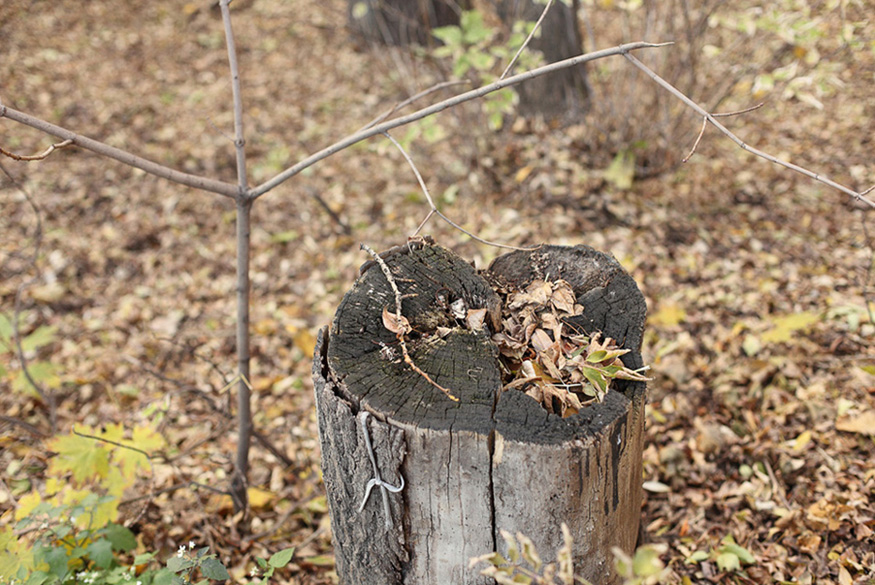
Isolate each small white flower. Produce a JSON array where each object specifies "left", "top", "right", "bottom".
[
  {"left": 177, "top": 545, "right": 186, "bottom": 558},
  {"left": 137, "top": 581, "right": 142, "bottom": 585},
  {"left": 189, "top": 540, "right": 195, "bottom": 550},
  {"left": 250, "top": 567, "right": 260, "bottom": 577}
]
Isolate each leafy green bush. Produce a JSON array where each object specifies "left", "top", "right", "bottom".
[
  {"left": 431, "top": 10, "right": 543, "bottom": 130},
  {"left": 1, "top": 425, "right": 294, "bottom": 585}
]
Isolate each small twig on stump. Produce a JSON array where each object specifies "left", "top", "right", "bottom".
[{"left": 360, "top": 243, "right": 459, "bottom": 401}]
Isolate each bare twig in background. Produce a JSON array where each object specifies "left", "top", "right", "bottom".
[
  {"left": 360, "top": 80, "right": 470, "bottom": 132},
  {"left": 624, "top": 53, "right": 875, "bottom": 209},
  {"left": 500, "top": 0, "right": 554, "bottom": 79},
  {"left": 0, "top": 161, "right": 57, "bottom": 433},
  {"left": 0, "top": 138, "right": 72, "bottom": 161},
  {"left": 0, "top": 414, "right": 48, "bottom": 438},
  {"left": 360, "top": 243, "right": 459, "bottom": 402},
  {"left": 684, "top": 103, "right": 765, "bottom": 162},
  {"left": 382, "top": 131, "right": 534, "bottom": 251}
]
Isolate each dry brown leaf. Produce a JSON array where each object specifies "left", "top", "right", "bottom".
[
  {"left": 466, "top": 308, "right": 488, "bottom": 331},
  {"left": 549, "top": 280, "right": 577, "bottom": 314},
  {"left": 382, "top": 306, "right": 410, "bottom": 335},
  {"left": 835, "top": 410, "right": 875, "bottom": 435}
]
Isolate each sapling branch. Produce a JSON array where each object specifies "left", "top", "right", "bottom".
[
  {"left": 0, "top": 138, "right": 72, "bottom": 161},
  {"left": 220, "top": 0, "right": 253, "bottom": 515},
  {"left": 0, "top": 105, "right": 239, "bottom": 198},
  {"left": 382, "top": 131, "right": 534, "bottom": 250},
  {"left": 360, "top": 80, "right": 470, "bottom": 132},
  {"left": 623, "top": 53, "right": 875, "bottom": 209},
  {"left": 250, "top": 42, "right": 671, "bottom": 199}
]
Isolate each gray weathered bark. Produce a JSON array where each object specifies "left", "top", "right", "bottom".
[{"left": 314, "top": 240, "right": 645, "bottom": 585}]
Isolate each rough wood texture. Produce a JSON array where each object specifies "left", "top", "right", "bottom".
[{"left": 314, "top": 241, "right": 646, "bottom": 585}]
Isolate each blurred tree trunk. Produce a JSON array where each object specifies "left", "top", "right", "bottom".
[
  {"left": 496, "top": 0, "right": 590, "bottom": 121},
  {"left": 348, "top": 0, "right": 471, "bottom": 46}
]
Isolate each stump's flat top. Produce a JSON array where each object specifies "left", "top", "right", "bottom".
[{"left": 326, "top": 240, "right": 646, "bottom": 442}]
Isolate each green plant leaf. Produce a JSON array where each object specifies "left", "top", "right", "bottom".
[
  {"left": 715, "top": 551, "right": 740, "bottom": 572},
  {"left": 432, "top": 25, "right": 462, "bottom": 46},
  {"left": 104, "top": 523, "right": 137, "bottom": 552},
  {"left": 22, "top": 325, "right": 57, "bottom": 352},
  {"left": 87, "top": 538, "right": 114, "bottom": 568},
  {"left": 166, "top": 556, "right": 194, "bottom": 573},
  {"left": 42, "top": 545, "right": 69, "bottom": 579},
  {"left": 200, "top": 557, "right": 230, "bottom": 580},
  {"left": 268, "top": 547, "right": 296, "bottom": 568},
  {"left": 604, "top": 150, "right": 636, "bottom": 190}
]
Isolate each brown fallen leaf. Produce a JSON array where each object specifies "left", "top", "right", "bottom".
[
  {"left": 382, "top": 306, "right": 411, "bottom": 335},
  {"left": 835, "top": 410, "right": 875, "bottom": 435}
]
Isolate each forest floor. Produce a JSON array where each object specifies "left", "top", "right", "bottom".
[{"left": 2, "top": 1, "right": 874, "bottom": 584}]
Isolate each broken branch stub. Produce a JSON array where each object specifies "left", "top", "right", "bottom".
[{"left": 314, "top": 239, "right": 647, "bottom": 585}]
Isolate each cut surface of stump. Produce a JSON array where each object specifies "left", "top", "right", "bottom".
[{"left": 314, "top": 239, "right": 646, "bottom": 585}]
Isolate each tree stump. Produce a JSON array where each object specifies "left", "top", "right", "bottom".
[{"left": 314, "top": 240, "right": 646, "bottom": 585}]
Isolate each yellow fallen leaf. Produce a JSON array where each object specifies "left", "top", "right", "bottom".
[
  {"left": 514, "top": 166, "right": 533, "bottom": 183},
  {"left": 836, "top": 411, "right": 875, "bottom": 435},
  {"left": 649, "top": 302, "right": 686, "bottom": 327},
  {"left": 761, "top": 312, "right": 819, "bottom": 343},
  {"left": 247, "top": 487, "right": 274, "bottom": 509},
  {"left": 792, "top": 430, "right": 812, "bottom": 451}
]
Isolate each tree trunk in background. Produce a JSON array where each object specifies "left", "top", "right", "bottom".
[
  {"left": 314, "top": 240, "right": 646, "bottom": 585},
  {"left": 496, "top": 0, "right": 590, "bottom": 121},
  {"left": 348, "top": 0, "right": 471, "bottom": 46}
]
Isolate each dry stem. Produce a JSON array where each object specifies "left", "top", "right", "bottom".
[{"left": 360, "top": 243, "right": 459, "bottom": 402}]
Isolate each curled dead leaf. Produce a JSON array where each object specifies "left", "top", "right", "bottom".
[{"left": 382, "top": 306, "right": 410, "bottom": 335}]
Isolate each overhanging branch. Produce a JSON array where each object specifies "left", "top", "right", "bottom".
[
  {"left": 0, "top": 105, "right": 239, "bottom": 199},
  {"left": 250, "top": 41, "right": 672, "bottom": 199}
]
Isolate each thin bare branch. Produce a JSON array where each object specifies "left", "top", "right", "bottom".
[
  {"left": 623, "top": 53, "right": 875, "bottom": 209},
  {"left": 500, "top": 0, "right": 554, "bottom": 80},
  {"left": 683, "top": 117, "right": 707, "bottom": 163},
  {"left": 711, "top": 102, "right": 765, "bottom": 118},
  {"left": 360, "top": 80, "right": 470, "bottom": 132},
  {"left": 0, "top": 414, "right": 48, "bottom": 438},
  {"left": 382, "top": 132, "right": 536, "bottom": 251},
  {"left": 0, "top": 139, "right": 72, "bottom": 161},
  {"left": 251, "top": 42, "right": 671, "bottom": 199},
  {"left": 220, "top": 0, "right": 248, "bottom": 195},
  {"left": 360, "top": 243, "right": 459, "bottom": 402},
  {"left": 0, "top": 162, "right": 57, "bottom": 432},
  {"left": 0, "top": 105, "right": 239, "bottom": 198}
]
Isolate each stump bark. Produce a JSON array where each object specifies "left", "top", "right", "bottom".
[{"left": 314, "top": 240, "right": 646, "bottom": 585}]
